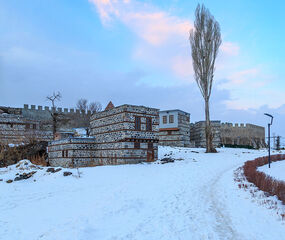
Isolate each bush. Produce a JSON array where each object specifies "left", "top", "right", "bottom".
[
  {"left": 224, "top": 144, "right": 254, "bottom": 149},
  {"left": 243, "top": 154, "right": 285, "bottom": 204},
  {"left": 0, "top": 141, "right": 48, "bottom": 167}
]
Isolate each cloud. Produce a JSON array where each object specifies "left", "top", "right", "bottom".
[
  {"left": 89, "top": 0, "right": 192, "bottom": 45},
  {"left": 220, "top": 42, "right": 239, "bottom": 56},
  {"left": 89, "top": 0, "right": 244, "bottom": 87},
  {"left": 89, "top": 0, "right": 194, "bottom": 83}
]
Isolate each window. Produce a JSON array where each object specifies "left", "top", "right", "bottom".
[
  {"left": 163, "top": 115, "right": 167, "bottom": 124},
  {"left": 146, "top": 117, "right": 152, "bottom": 131},
  {"left": 148, "top": 142, "right": 153, "bottom": 149},
  {"left": 33, "top": 124, "right": 37, "bottom": 130},
  {"left": 62, "top": 150, "right": 68, "bottom": 158},
  {"left": 169, "top": 115, "right": 174, "bottom": 123},
  {"left": 134, "top": 142, "right": 140, "bottom": 149},
  {"left": 135, "top": 116, "right": 141, "bottom": 130},
  {"left": 167, "top": 130, "right": 172, "bottom": 135}
]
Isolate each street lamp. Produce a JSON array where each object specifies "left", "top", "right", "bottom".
[{"left": 264, "top": 113, "right": 273, "bottom": 168}]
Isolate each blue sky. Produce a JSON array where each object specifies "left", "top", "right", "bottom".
[{"left": 0, "top": 0, "right": 285, "bottom": 136}]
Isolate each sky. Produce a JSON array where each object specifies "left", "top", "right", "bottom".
[{"left": 0, "top": 0, "right": 285, "bottom": 137}]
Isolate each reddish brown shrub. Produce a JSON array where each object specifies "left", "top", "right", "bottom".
[{"left": 243, "top": 154, "right": 285, "bottom": 204}]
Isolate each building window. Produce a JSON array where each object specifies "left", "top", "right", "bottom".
[
  {"left": 148, "top": 142, "right": 153, "bottom": 149},
  {"left": 10, "top": 123, "right": 13, "bottom": 128},
  {"left": 62, "top": 150, "right": 68, "bottom": 158},
  {"left": 33, "top": 124, "right": 37, "bottom": 130},
  {"left": 169, "top": 115, "right": 174, "bottom": 123},
  {"left": 163, "top": 115, "right": 167, "bottom": 124},
  {"left": 134, "top": 142, "right": 140, "bottom": 149},
  {"left": 135, "top": 116, "right": 141, "bottom": 130},
  {"left": 146, "top": 117, "right": 152, "bottom": 131},
  {"left": 167, "top": 130, "right": 172, "bottom": 135}
]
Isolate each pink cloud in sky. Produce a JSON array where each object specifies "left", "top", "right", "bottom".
[
  {"left": 89, "top": 0, "right": 192, "bottom": 46},
  {"left": 89, "top": 0, "right": 194, "bottom": 83},
  {"left": 89, "top": 0, "right": 281, "bottom": 110},
  {"left": 220, "top": 42, "right": 239, "bottom": 56},
  {"left": 89, "top": 0, "right": 242, "bottom": 85}
]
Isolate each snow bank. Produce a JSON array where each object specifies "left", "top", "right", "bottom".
[
  {"left": 1, "top": 147, "right": 285, "bottom": 240},
  {"left": 258, "top": 160, "right": 285, "bottom": 182}
]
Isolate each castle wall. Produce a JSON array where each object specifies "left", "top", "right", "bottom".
[
  {"left": 0, "top": 114, "right": 53, "bottom": 144},
  {"left": 190, "top": 121, "right": 266, "bottom": 149},
  {"left": 0, "top": 104, "right": 92, "bottom": 145},
  {"left": 220, "top": 123, "right": 266, "bottom": 148}
]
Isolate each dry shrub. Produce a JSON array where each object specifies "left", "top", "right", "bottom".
[
  {"left": 243, "top": 154, "right": 285, "bottom": 204},
  {"left": 30, "top": 154, "right": 47, "bottom": 166},
  {"left": 0, "top": 141, "right": 48, "bottom": 167}
]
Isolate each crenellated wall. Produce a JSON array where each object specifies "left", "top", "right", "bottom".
[
  {"left": 0, "top": 104, "right": 93, "bottom": 145},
  {"left": 190, "top": 121, "right": 266, "bottom": 149}
]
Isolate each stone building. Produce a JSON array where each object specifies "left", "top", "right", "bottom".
[
  {"left": 190, "top": 121, "right": 266, "bottom": 149},
  {"left": 190, "top": 121, "right": 221, "bottom": 148},
  {"left": 0, "top": 113, "right": 52, "bottom": 144},
  {"left": 48, "top": 103, "right": 159, "bottom": 167},
  {"left": 90, "top": 103, "right": 159, "bottom": 165},
  {"left": 159, "top": 109, "right": 191, "bottom": 147},
  {"left": 48, "top": 138, "right": 97, "bottom": 167}
]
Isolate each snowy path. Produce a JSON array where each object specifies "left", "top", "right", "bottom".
[{"left": 1, "top": 147, "right": 285, "bottom": 240}]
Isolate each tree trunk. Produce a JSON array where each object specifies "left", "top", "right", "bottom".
[
  {"left": 205, "top": 99, "right": 217, "bottom": 153},
  {"left": 52, "top": 114, "right": 57, "bottom": 140}
]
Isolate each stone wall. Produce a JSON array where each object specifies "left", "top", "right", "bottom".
[
  {"left": 0, "top": 113, "right": 53, "bottom": 144},
  {"left": 220, "top": 123, "right": 266, "bottom": 148},
  {"left": 48, "top": 138, "right": 97, "bottom": 168},
  {"left": 0, "top": 104, "right": 92, "bottom": 145},
  {"left": 190, "top": 121, "right": 221, "bottom": 148},
  {"left": 190, "top": 121, "right": 266, "bottom": 149},
  {"left": 48, "top": 104, "right": 160, "bottom": 167},
  {"left": 90, "top": 104, "right": 159, "bottom": 165},
  {"left": 0, "top": 104, "right": 91, "bottom": 131}
]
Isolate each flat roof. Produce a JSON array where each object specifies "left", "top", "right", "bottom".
[{"left": 159, "top": 109, "right": 190, "bottom": 115}]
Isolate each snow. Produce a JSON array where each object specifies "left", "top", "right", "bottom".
[
  {"left": 1, "top": 147, "right": 285, "bottom": 240},
  {"left": 258, "top": 160, "right": 285, "bottom": 181}
]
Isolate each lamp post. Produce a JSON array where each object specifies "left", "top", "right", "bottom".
[{"left": 264, "top": 113, "right": 273, "bottom": 168}]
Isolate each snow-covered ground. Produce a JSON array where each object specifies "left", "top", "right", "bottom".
[
  {"left": 259, "top": 160, "right": 285, "bottom": 181},
  {"left": 1, "top": 147, "right": 285, "bottom": 240}
]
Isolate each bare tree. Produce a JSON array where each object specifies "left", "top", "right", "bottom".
[
  {"left": 89, "top": 101, "right": 102, "bottom": 114},
  {"left": 189, "top": 4, "right": 222, "bottom": 153},
  {"left": 46, "top": 91, "right": 62, "bottom": 139},
  {"left": 76, "top": 98, "right": 88, "bottom": 113}
]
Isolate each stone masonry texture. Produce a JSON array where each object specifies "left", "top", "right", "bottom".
[
  {"left": 48, "top": 104, "right": 159, "bottom": 167},
  {"left": 190, "top": 121, "right": 265, "bottom": 149}
]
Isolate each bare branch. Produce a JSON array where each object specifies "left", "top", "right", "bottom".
[
  {"left": 76, "top": 98, "right": 88, "bottom": 113},
  {"left": 89, "top": 101, "right": 102, "bottom": 114}
]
